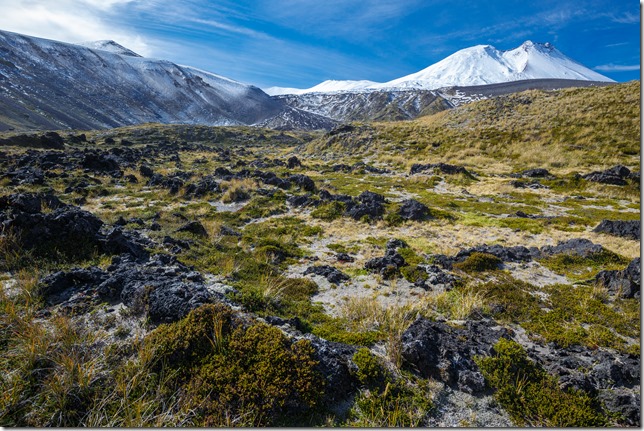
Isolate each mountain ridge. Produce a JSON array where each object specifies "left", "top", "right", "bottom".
[{"left": 0, "top": 29, "right": 333, "bottom": 132}]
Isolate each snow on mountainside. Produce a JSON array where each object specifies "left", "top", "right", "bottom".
[
  {"left": 266, "top": 79, "right": 378, "bottom": 96},
  {"left": 79, "top": 40, "right": 142, "bottom": 57},
  {"left": 267, "top": 41, "right": 614, "bottom": 95},
  {"left": 0, "top": 30, "right": 332, "bottom": 131}
]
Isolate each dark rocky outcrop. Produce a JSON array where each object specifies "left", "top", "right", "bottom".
[
  {"left": 595, "top": 257, "right": 641, "bottom": 299},
  {"left": 540, "top": 238, "right": 605, "bottom": 258},
  {"left": 176, "top": 221, "right": 208, "bottom": 237},
  {"left": 511, "top": 168, "right": 552, "bottom": 178},
  {"left": 0, "top": 192, "right": 151, "bottom": 261},
  {"left": 399, "top": 199, "right": 431, "bottom": 221},
  {"left": 304, "top": 265, "right": 350, "bottom": 284},
  {"left": 401, "top": 318, "right": 511, "bottom": 393},
  {"left": 582, "top": 165, "right": 632, "bottom": 186},
  {"left": 528, "top": 344, "right": 640, "bottom": 425},
  {"left": 410, "top": 163, "right": 472, "bottom": 176},
  {"left": 364, "top": 239, "right": 407, "bottom": 278},
  {"left": 301, "top": 334, "right": 358, "bottom": 408},
  {"left": 592, "top": 219, "right": 640, "bottom": 241},
  {"left": 40, "top": 253, "right": 218, "bottom": 323},
  {"left": 346, "top": 191, "right": 386, "bottom": 221}
]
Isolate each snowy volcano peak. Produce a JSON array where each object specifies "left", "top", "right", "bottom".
[
  {"left": 267, "top": 40, "right": 614, "bottom": 95},
  {"left": 378, "top": 40, "right": 614, "bottom": 89},
  {"left": 80, "top": 40, "right": 142, "bottom": 57}
]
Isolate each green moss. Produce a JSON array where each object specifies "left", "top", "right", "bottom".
[
  {"left": 400, "top": 265, "right": 427, "bottom": 284},
  {"left": 453, "top": 252, "right": 502, "bottom": 272},
  {"left": 242, "top": 191, "right": 288, "bottom": 218},
  {"left": 310, "top": 201, "right": 346, "bottom": 221},
  {"left": 476, "top": 339, "right": 608, "bottom": 427},
  {"left": 539, "top": 249, "right": 629, "bottom": 281},
  {"left": 312, "top": 318, "right": 382, "bottom": 346}
]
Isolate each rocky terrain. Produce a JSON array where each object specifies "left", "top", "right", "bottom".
[{"left": 0, "top": 81, "right": 640, "bottom": 427}]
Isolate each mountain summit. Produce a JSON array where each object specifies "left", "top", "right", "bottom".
[{"left": 266, "top": 41, "right": 614, "bottom": 95}]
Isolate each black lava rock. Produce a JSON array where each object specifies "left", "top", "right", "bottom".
[
  {"left": 304, "top": 265, "right": 350, "bottom": 284},
  {"left": 401, "top": 318, "right": 511, "bottom": 394},
  {"left": 399, "top": 199, "right": 430, "bottom": 221},
  {"left": 593, "top": 219, "right": 640, "bottom": 241}
]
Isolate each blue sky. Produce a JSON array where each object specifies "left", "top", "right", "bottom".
[{"left": 0, "top": 0, "right": 639, "bottom": 88}]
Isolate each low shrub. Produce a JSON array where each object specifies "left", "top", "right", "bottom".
[
  {"left": 453, "top": 252, "right": 502, "bottom": 272},
  {"left": 310, "top": 201, "right": 345, "bottom": 221},
  {"left": 476, "top": 338, "right": 608, "bottom": 427}
]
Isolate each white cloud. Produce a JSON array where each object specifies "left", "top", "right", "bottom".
[
  {"left": 594, "top": 64, "right": 640, "bottom": 72},
  {"left": 0, "top": 0, "right": 152, "bottom": 55}
]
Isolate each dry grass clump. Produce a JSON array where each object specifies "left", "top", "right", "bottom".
[
  {"left": 220, "top": 178, "right": 257, "bottom": 203},
  {"left": 339, "top": 296, "right": 417, "bottom": 367}
]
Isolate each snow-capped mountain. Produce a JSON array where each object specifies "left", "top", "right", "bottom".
[
  {"left": 266, "top": 41, "right": 614, "bottom": 95},
  {"left": 0, "top": 30, "right": 332, "bottom": 131}
]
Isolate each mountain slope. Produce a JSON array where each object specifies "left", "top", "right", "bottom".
[
  {"left": 267, "top": 41, "right": 614, "bottom": 95},
  {"left": 274, "top": 89, "right": 451, "bottom": 122},
  {"left": 0, "top": 30, "right": 333, "bottom": 132}
]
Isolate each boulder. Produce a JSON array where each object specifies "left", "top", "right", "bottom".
[
  {"left": 582, "top": 165, "right": 631, "bottom": 186},
  {"left": 593, "top": 220, "right": 640, "bottom": 241},
  {"left": 288, "top": 174, "right": 316, "bottom": 192},
  {"left": 287, "top": 156, "right": 302, "bottom": 169},
  {"left": 399, "top": 199, "right": 430, "bottom": 221},
  {"left": 176, "top": 221, "right": 208, "bottom": 237}
]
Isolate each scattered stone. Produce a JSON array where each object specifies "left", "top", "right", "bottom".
[
  {"left": 510, "top": 179, "right": 547, "bottom": 189},
  {"left": 365, "top": 243, "right": 407, "bottom": 278},
  {"left": 184, "top": 176, "right": 220, "bottom": 198},
  {"left": 304, "top": 265, "right": 350, "bottom": 284},
  {"left": 593, "top": 219, "right": 640, "bottom": 241},
  {"left": 336, "top": 253, "right": 355, "bottom": 263}
]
